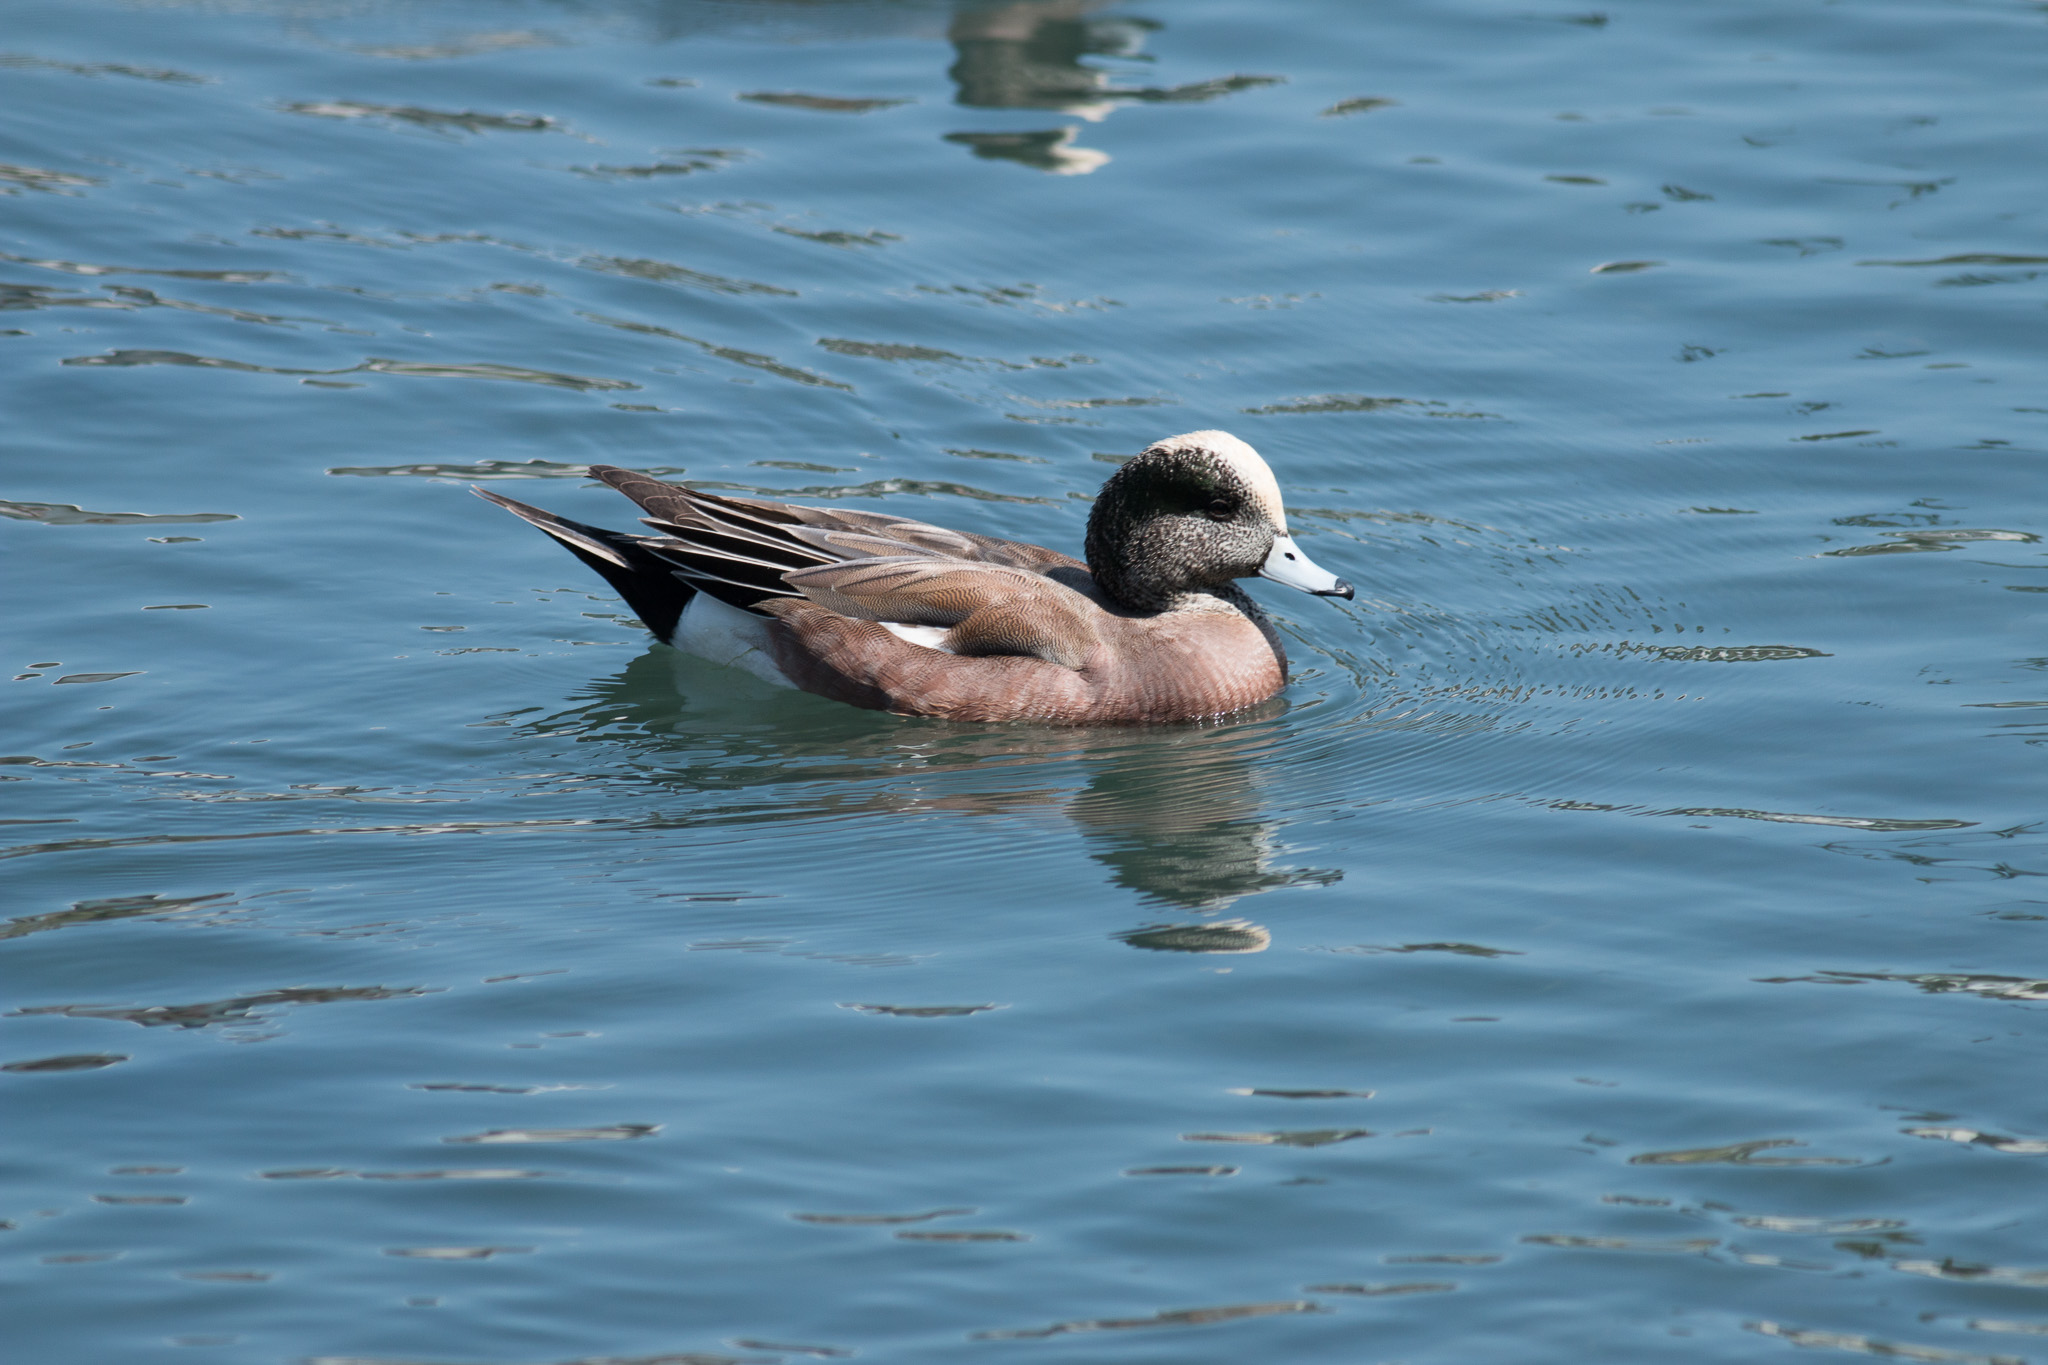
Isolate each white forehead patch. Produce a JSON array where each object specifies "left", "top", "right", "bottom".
[{"left": 1153, "top": 429, "right": 1288, "bottom": 532}]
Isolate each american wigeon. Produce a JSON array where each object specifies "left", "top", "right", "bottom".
[{"left": 480, "top": 429, "right": 1353, "bottom": 724}]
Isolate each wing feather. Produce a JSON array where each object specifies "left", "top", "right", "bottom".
[
  {"left": 583, "top": 464, "right": 1097, "bottom": 664},
  {"left": 785, "top": 558, "right": 1100, "bottom": 669}
]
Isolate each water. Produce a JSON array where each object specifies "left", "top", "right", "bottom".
[{"left": 5, "top": 0, "right": 2047, "bottom": 1360}]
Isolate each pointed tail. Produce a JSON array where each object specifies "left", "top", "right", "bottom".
[{"left": 474, "top": 486, "right": 695, "bottom": 644}]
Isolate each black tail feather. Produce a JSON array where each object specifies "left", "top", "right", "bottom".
[{"left": 473, "top": 487, "right": 695, "bottom": 644}]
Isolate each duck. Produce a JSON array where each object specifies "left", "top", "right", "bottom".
[{"left": 478, "top": 429, "right": 1353, "bottom": 724}]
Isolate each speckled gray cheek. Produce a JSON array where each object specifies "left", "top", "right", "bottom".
[{"left": 1210, "top": 515, "right": 1276, "bottom": 579}]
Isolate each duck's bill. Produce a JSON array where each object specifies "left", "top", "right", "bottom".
[{"left": 1259, "top": 534, "right": 1355, "bottom": 599}]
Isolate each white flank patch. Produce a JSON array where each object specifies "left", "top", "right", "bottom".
[
  {"left": 881, "top": 622, "right": 955, "bottom": 652},
  {"left": 671, "top": 592, "right": 793, "bottom": 688},
  {"left": 1159, "top": 429, "right": 1288, "bottom": 532}
]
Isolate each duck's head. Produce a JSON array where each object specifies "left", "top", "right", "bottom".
[{"left": 1084, "top": 430, "right": 1354, "bottom": 611}]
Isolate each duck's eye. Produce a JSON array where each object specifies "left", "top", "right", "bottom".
[{"left": 1204, "top": 498, "right": 1235, "bottom": 522}]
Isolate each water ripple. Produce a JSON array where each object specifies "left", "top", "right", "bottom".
[
  {"left": 583, "top": 313, "right": 847, "bottom": 389},
  {"left": 0, "top": 162, "right": 102, "bottom": 194},
  {"left": 973, "top": 1300, "right": 1322, "bottom": 1340},
  {"left": 12, "top": 985, "right": 437, "bottom": 1030},
  {"left": 0, "top": 52, "right": 209, "bottom": 83},
  {"left": 0, "top": 499, "right": 237, "bottom": 526},
  {"left": 61, "top": 350, "right": 638, "bottom": 391},
  {"left": 1749, "top": 1321, "right": 2020, "bottom": 1365},
  {"left": 1631, "top": 1139, "right": 1861, "bottom": 1167},
  {"left": 444, "top": 1125, "right": 658, "bottom": 1144},
  {"left": 0, "top": 817, "right": 631, "bottom": 862},
  {"left": 2, "top": 1053, "right": 128, "bottom": 1072},
  {"left": 278, "top": 101, "right": 561, "bottom": 135},
  {"left": 577, "top": 255, "right": 795, "bottom": 298},
  {"left": 0, "top": 249, "right": 282, "bottom": 281}
]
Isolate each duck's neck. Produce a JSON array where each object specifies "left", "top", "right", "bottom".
[
  {"left": 1084, "top": 519, "right": 1185, "bottom": 612},
  {"left": 1085, "top": 526, "right": 1256, "bottom": 617}
]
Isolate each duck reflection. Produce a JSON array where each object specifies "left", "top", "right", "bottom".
[
  {"left": 942, "top": 0, "right": 1131, "bottom": 174},
  {"left": 947, "top": 2, "right": 1149, "bottom": 117},
  {"left": 512, "top": 647, "right": 1339, "bottom": 925},
  {"left": 1065, "top": 725, "right": 1341, "bottom": 911},
  {"left": 143, "top": 0, "right": 1271, "bottom": 175},
  {"left": 943, "top": 127, "right": 1110, "bottom": 176},
  {"left": 943, "top": 2, "right": 1282, "bottom": 173}
]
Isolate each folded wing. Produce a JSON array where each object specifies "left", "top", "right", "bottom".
[
  {"left": 783, "top": 556, "right": 1100, "bottom": 670},
  {"left": 494, "top": 465, "right": 1104, "bottom": 670}
]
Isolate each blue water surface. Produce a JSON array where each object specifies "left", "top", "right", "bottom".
[{"left": 6, "top": 1, "right": 2048, "bottom": 1361}]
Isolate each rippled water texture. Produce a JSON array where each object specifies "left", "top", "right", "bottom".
[{"left": 7, "top": 1, "right": 2048, "bottom": 1361}]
